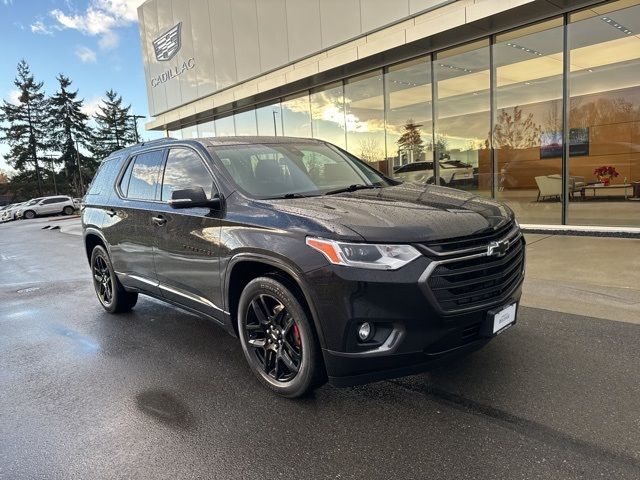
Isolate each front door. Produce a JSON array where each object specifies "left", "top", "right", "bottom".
[
  {"left": 107, "top": 149, "right": 166, "bottom": 296},
  {"left": 152, "top": 147, "right": 224, "bottom": 321}
]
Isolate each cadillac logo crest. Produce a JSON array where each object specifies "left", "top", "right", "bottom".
[
  {"left": 487, "top": 239, "right": 509, "bottom": 257},
  {"left": 153, "top": 23, "right": 182, "bottom": 61}
]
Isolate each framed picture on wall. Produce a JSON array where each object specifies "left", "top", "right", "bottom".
[{"left": 540, "top": 128, "right": 589, "bottom": 158}]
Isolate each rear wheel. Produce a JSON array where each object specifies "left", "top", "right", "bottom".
[
  {"left": 63, "top": 206, "right": 74, "bottom": 215},
  {"left": 238, "top": 276, "right": 324, "bottom": 398},
  {"left": 91, "top": 245, "right": 138, "bottom": 313},
  {"left": 23, "top": 210, "right": 35, "bottom": 219}
]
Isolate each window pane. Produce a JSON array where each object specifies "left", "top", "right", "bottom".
[
  {"left": 494, "top": 19, "right": 564, "bottom": 224},
  {"left": 234, "top": 109, "right": 258, "bottom": 136},
  {"left": 161, "top": 148, "right": 214, "bottom": 201},
  {"left": 256, "top": 102, "right": 282, "bottom": 136},
  {"left": 310, "top": 82, "right": 346, "bottom": 148},
  {"left": 435, "top": 40, "right": 490, "bottom": 196},
  {"left": 215, "top": 114, "right": 236, "bottom": 136},
  {"left": 385, "top": 57, "right": 433, "bottom": 177},
  {"left": 197, "top": 120, "right": 215, "bottom": 137},
  {"left": 281, "top": 93, "right": 312, "bottom": 137},
  {"left": 182, "top": 124, "right": 198, "bottom": 139},
  {"left": 345, "top": 71, "right": 386, "bottom": 168},
  {"left": 568, "top": 1, "right": 640, "bottom": 227},
  {"left": 127, "top": 150, "right": 164, "bottom": 200},
  {"left": 119, "top": 157, "right": 135, "bottom": 196}
]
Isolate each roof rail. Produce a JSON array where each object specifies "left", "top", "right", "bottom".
[{"left": 139, "top": 137, "right": 176, "bottom": 147}]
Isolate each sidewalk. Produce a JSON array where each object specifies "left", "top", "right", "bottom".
[{"left": 522, "top": 234, "right": 640, "bottom": 325}]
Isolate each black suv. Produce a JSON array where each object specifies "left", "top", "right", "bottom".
[{"left": 82, "top": 137, "right": 524, "bottom": 397}]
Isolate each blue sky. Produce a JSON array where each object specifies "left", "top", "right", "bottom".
[{"left": 0, "top": 0, "right": 162, "bottom": 172}]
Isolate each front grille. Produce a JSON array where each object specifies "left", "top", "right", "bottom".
[
  {"left": 426, "top": 237, "right": 525, "bottom": 313},
  {"left": 421, "top": 220, "right": 515, "bottom": 255}
]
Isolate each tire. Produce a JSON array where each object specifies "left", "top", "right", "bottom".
[
  {"left": 63, "top": 206, "right": 74, "bottom": 215},
  {"left": 23, "top": 210, "right": 35, "bottom": 219},
  {"left": 90, "top": 245, "right": 138, "bottom": 313},
  {"left": 237, "top": 276, "right": 325, "bottom": 398}
]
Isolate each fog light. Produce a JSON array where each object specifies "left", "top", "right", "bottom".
[{"left": 357, "top": 322, "right": 374, "bottom": 342}]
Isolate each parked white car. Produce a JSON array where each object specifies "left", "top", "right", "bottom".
[
  {"left": 393, "top": 160, "right": 474, "bottom": 185},
  {"left": 0, "top": 202, "right": 26, "bottom": 223},
  {"left": 16, "top": 196, "right": 77, "bottom": 220}
]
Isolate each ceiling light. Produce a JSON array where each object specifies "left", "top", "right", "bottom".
[
  {"left": 504, "top": 42, "right": 544, "bottom": 57},
  {"left": 601, "top": 16, "right": 633, "bottom": 35}
]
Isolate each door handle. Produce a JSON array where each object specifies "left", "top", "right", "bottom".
[
  {"left": 152, "top": 215, "right": 167, "bottom": 226},
  {"left": 106, "top": 208, "right": 117, "bottom": 217}
]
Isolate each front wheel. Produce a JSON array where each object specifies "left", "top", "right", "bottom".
[
  {"left": 90, "top": 245, "right": 138, "bottom": 313},
  {"left": 238, "top": 277, "right": 325, "bottom": 398},
  {"left": 23, "top": 210, "right": 35, "bottom": 219}
]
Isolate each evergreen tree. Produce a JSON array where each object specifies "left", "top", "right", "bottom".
[
  {"left": 48, "top": 74, "right": 94, "bottom": 195},
  {"left": 90, "top": 89, "right": 136, "bottom": 159},
  {"left": 397, "top": 120, "right": 424, "bottom": 154},
  {"left": 0, "top": 60, "right": 49, "bottom": 195}
]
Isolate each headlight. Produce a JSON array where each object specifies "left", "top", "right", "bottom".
[{"left": 306, "top": 237, "right": 420, "bottom": 270}]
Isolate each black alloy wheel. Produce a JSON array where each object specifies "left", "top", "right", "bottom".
[
  {"left": 245, "top": 294, "right": 303, "bottom": 383},
  {"left": 238, "top": 277, "right": 325, "bottom": 397},
  {"left": 90, "top": 245, "right": 138, "bottom": 313},
  {"left": 92, "top": 253, "right": 114, "bottom": 308}
]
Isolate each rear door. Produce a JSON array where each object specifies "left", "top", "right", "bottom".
[
  {"left": 151, "top": 146, "right": 224, "bottom": 320},
  {"left": 107, "top": 148, "right": 166, "bottom": 295},
  {"left": 38, "top": 197, "right": 66, "bottom": 214}
]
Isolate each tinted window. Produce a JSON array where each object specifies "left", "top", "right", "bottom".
[
  {"left": 119, "top": 157, "right": 135, "bottom": 196},
  {"left": 41, "top": 197, "right": 68, "bottom": 204},
  {"left": 161, "top": 148, "right": 214, "bottom": 201},
  {"left": 126, "top": 150, "right": 165, "bottom": 200},
  {"left": 87, "top": 157, "right": 120, "bottom": 196}
]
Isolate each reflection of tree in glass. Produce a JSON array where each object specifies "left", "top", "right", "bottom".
[
  {"left": 493, "top": 106, "right": 541, "bottom": 149},
  {"left": 359, "top": 137, "right": 384, "bottom": 162},
  {"left": 397, "top": 120, "right": 424, "bottom": 154},
  {"left": 544, "top": 99, "right": 562, "bottom": 136},
  {"left": 427, "top": 134, "right": 449, "bottom": 153},
  {"left": 570, "top": 96, "right": 635, "bottom": 128}
]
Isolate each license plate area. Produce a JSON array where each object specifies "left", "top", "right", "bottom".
[{"left": 481, "top": 302, "right": 517, "bottom": 337}]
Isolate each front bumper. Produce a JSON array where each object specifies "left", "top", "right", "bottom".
[{"left": 305, "top": 248, "right": 524, "bottom": 387}]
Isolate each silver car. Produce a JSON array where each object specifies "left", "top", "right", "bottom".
[
  {"left": 0, "top": 202, "right": 26, "bottom": 223},
  {"left": 393, "top": 160, "right": 474, "bottom": 185},
  {"left": 16, "top": 196, "right": 77, "bottom": 219}
]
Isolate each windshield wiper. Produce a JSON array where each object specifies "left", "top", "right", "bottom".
[{"left": 323, "top": 184, "right": 381, "bottom": 196}]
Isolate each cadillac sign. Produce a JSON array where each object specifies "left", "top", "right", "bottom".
[
  {"left": 153, "top": 23, "right": 182, "bottom": 61},
  {"left": 150, "top": 22, "right": 196, "bottom": 88}
]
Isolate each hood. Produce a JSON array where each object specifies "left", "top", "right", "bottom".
[{"left": 267, "top": 184, "right": 513, "bottom": 243}]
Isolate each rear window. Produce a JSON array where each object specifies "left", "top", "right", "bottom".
[
  {"left": 120, "top": 150, "right": 165, "bottom": 201},
  {"left": 86, "top": 157, "right": 121, "bottom": 197}
]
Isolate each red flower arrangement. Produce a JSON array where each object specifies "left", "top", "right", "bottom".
[{"left": 594, "top": 166, "right": 619, "bottom": 186}]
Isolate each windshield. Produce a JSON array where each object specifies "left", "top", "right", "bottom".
[{"left": 211, "top": 143, "right": 388, "bottom": 199}]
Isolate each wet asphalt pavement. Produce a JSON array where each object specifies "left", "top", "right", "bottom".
[{"left": 1, "top": 218, "right": 639, "bottom": 480}]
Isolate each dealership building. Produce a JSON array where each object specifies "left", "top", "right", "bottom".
[{"left": 137, "top": 0, "right": 640, "bottom": 229}]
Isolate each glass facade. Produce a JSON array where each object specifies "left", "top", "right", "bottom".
[{"left": 167, "top": 0, "right": 640, "bottom": 228}]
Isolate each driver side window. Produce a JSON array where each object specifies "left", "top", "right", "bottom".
[{"left": 161, "top": 148, "right": 216, "bottom": 201}]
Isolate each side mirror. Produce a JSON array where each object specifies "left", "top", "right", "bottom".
[{"left": 168, "top": 187, "right": 222, "bottom": 209}]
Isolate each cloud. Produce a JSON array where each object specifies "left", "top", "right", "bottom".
[
  {"left": 2, "top": 0, "right": 14, "bottom": 5},
  {"left": 75, "top": 45, "right": 97, "bottom": 63},
  {"left": 80, "top": 96, "right": 104, "bottom": 117},
  {"left": 30, "top": 21, "right": 54, "bottom": 35},
  {"left": 51, "top": 0, "right": 144, "bottom": 37},
  {"left": 98, "top": 30, "right": 119, "bottom": 50}
]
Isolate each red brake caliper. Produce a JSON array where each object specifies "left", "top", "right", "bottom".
[{"left": 292, "top": 324, "right": 302, "bottom": 348}]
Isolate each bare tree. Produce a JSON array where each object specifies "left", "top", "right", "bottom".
[
  {"left": 359, "top": 137, "right": 384, "bottom": 162},
  {"left": 493, "top": 106, "right": 541, "bottom": 149}
]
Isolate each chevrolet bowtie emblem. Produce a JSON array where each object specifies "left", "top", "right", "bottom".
[
  {"left": 153, "top": 23, "right": 182, "bottom": 62},
  {"left": 487, "top": 239, "right": 509, "bottom": 257}
]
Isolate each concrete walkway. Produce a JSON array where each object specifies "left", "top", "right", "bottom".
[{"left": 522, "top": 234, "right": 640, "bottom": 325}]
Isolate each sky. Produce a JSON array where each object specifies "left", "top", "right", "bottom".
[{"left": 0, "top": 0, "right": 162, "bottom": 172}]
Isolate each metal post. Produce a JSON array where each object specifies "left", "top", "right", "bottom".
[
  {"left": 490, "top": 35, "right": 497, "bottom": 199},
  {"left": 431, "top": 54, "right": 439, "bottom": 185},
  {"left": 129, "top": 114, "right": 145, "bottom": 144},
  {"left": 272, "top": 110, "right": 278, "bottom": 136},
  {"left": 75, "top": 138, "right": 85, "bottom": 196},
  {"left": 561, "top": 15, "right": 570, "bottom": 225}
]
